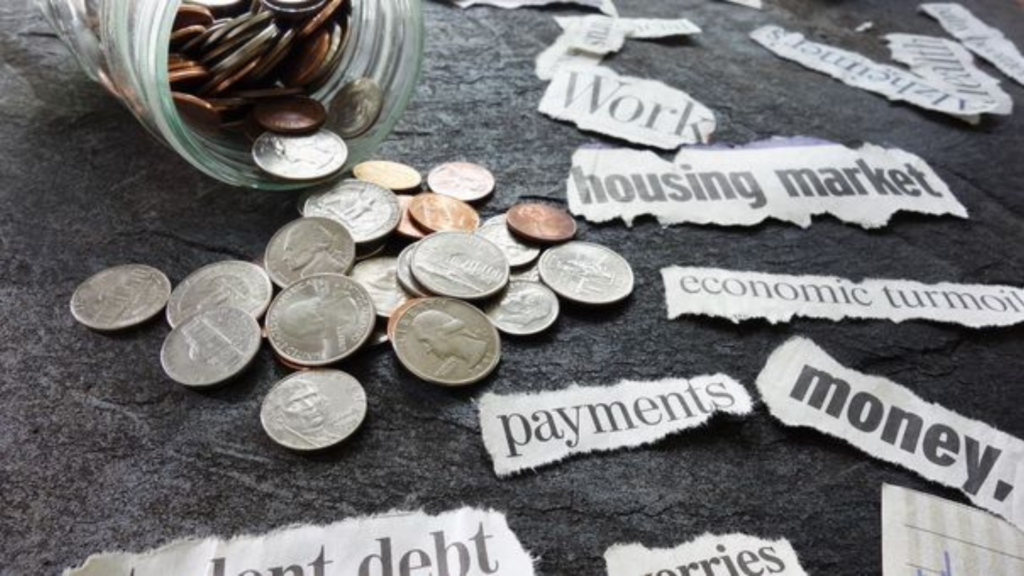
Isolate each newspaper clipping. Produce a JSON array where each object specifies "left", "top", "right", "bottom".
[{"left": 604, "top": 533, "right": 808, "bottom": 576}]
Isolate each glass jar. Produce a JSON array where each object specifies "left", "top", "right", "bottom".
[{"left": 36, "top": 0, "right": 424, "bottom": 190}]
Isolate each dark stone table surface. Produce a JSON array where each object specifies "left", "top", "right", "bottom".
[{"left": 2, "top": 0, "right": 1023, "bottom": 574}]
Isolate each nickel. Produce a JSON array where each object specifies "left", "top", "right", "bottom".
[
  {"left": 260, "top": 369, "right": 367, "bottom": 451},
  {"left": 166, "top": 260, "right": 273, "bottom": 327},
  {"left": 160, "top": 306, "right": 261, "bottom": 387},
  {"left": 70, "top": 264, "right": 171, "bottom": 331},
  {"left": 410, "top": 232, "right": 509, "bottom": 300},
  {"left": 263, "top": 216, "right": 356, "bottom": 288},
  {"left": 350, "top": 256, "right": 408, "bottom": 318},
  {"left": 538, "top": 241, "right": 633, "bottom": 305}
]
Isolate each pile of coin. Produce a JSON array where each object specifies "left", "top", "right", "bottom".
[{"left": 71, "top": 159, "right": 633, "bottom": 451}]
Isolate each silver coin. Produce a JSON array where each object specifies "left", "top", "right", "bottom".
[
  {"left": 263, "top": 217, "right": 356, "bottom": 289},
  {"left": 392, "top": 298, "right": 501, "bottom": 386},
  {"left": 160, "top": 306, "right": 261, "bottom": 388},
  {"left": 260, "top": 369, "right": 367, "bottom": 451},
  {"left": 510, "top": 264, "right": 541, "bottom": 282},
  {"left": 396, "top": 243, "right": 429, "bottom": 297},
  {"left": 476, "top": 215, "right": 540, "bottom": 268},
  {"left": 426, "top": 162, "right": 495, "bottom": 202},
  {"left": 368, "top": 322, "right": 389, "bottom": 347},
  {"left": 410, "top": 232, "right": 509, "bottom": 300},
  {"left": 303, "top": 179, "right": 401, "bottom": 245},
  {"left": 252, "top": 130, "right": 348, "bottom": 181},
  {"left": 166, "top": 261, "right": 273, "bottom": 328},
  {"left": 70, "top": 264, "right": 171, "bottom": 331},
  {"left": 350, "top": 256, "right": 408, "bottom": 318},
  {"left": 265, "top": 274, "right": 376, "bottom": 366},
  {"left": 332, "top": 78, "right": 383, "bottom": 138},
  {"left": 485, "top": 281, "right": 559, "bottom": 336},
  {"left": 538, "top": 241, "right": 634, "bottom": 305},
  {"left": 259, "top": 0, "right": 327, "bottom": 16}
]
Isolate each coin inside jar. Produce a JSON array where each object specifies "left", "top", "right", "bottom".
[
  {"left": 538, "top": 241, "right": 634, "bottom": 305},
  {"left": 252, "top": 130, "right": 348, "bottom": 181},
  {"left": 410, "top": 232, "right": 509, "bottom": 300},
  {"left": 260, "top": 369, "right": 367, "bottom": 452},
  {"left": 506, "top": 202, "right": 577, "bottom": 244},
  {"left": 263, "top": 216, "right": 356, "bottom": 288},
  {"left": 70, "top": 264, "right": 172, "bottom": 331},
  {"left": 330, "top": 78, "right": 384, "bottom": 139},
  {"left": 353, "top": 160, "right": 422, "bottom": 192},
  {"left": 426, "top": 162, "right": 495, "bottom": 202},
  {"left": 160, "top": 306, "right": 262, "bottom": 388},
  {"left": 408, "top": 193, "right": 480, "bottom": 233},
  {"left": 253, "top": 96, "right": 327, "bottom": 135}
]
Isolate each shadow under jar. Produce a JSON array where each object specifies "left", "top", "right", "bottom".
[{"left": 36, "top": 0, "right": 424, "bottom": 189}]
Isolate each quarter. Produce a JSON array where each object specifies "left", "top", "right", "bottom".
[
  {"left": 392, "top": 298, "right": 501, "bottom": 386},
  {"left": 252, "top": 130, "right": 348, "bottom": 181},
  {"left": 303, "top": 179, "right": 401, "bottom": 245}
]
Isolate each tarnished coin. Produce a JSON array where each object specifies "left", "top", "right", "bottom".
[
  {"left": 396, "top": 243, "right": 429, "bottom": 298},
  {"left": 392, "top": 298, "right": 501, "bottom": 387},
  {"left": 260, "top": 0, "right": 328, "bottom": 18},
  {"left": 507, "top": 202, "right": 577, "bottom": 244},
  {"left": 252, "top": 130, "right": 348, "bottom": 181},
  {"left": 303, "top": 179, "right": 401, "bottom": 245},
  {"left": 71, "top": 264, "right": 171, "bottom": 331},
  {"left": 538, "top": 241, "right": 634, "bottom": 305},
  {"left": 426, "top": 162, "right": 495, "bottom": 202},
  {"left": 353, "top": 161, "right": 422, "bottom": 192},
  {"left": 332, "top": 78, "right": 383, "bottom": 138},
  {"left": 263, "top": 217, "right": 356, "bottom": 289},
  {"left": 410, "top": 232, "right": 509, "bottom": 300},
  {"left": 253, "top": 96, "right": 327, "bottom": 135},
  {"left": 350, "top": 257, "right": 408, "bottom": 318},
  {"left": 166, "top": 260, "right": 273, "bottom": 328},
  {"left": 265, "top": 274, "right": 376, "bottom": 366},
  {"left": 485, "top": 281, "right": 560, "bottom": 336},
  {"left": 408, "top": 193, "right": 480, "bottom": 233},
  {"left": 160, "top": 306, "right": 261, "bottom": 388},
  {"left": 260, "top": 370, "right": 367, "bottom": 452},
  {"left": 476, "top": 215, "right": 540, "bottom": 268},
  {"left": 395, "top": 195, "right": 428, "bottom": 240}
]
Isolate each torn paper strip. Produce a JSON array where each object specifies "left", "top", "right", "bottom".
[
  {"left": 65, "top": 507, "right": 535, "bottom": 575},
  {"left": 452, "top": 0, "right": 618, "bottom": 16},
  {"left": 882, "top": 484, "right": 1024, "bottom": 576},
  {"left": 536, "top": 32, "right": 606, "bottom": 81},
  {"left": 605, "top": 533, "right": 808, "bottom": 576},
  {"left": 921, "top": 3, "right": 1024, "bottom": 87},
  {"left": 886, "top": 33, "right": 1012, "bottom": 115},
  {"left": 662, "top": 267, "right": 1024, "bottom": 328},
  {"left": 566, "top": 137, "right": 966, "bottom": 228},
  {"left": 721, "top": 0, "right": 763, "bottom": 9},
  {"left": 560, "top": 16, "right": 629, "bottom": 55},
  {"left": 756, "top": 337, "right": 1024, "bottom": 531},
  {"left": 539, "top": 66, "right": 716, "bottom": 149},
  {"left": 750, "top": 25, "right": 999, "bottom": 118},
  {"left": 478, "top": 375, "right": 753, "bottom": 476}
]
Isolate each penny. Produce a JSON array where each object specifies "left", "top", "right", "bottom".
[
  {"left": 282, "top": 27, "right": 331, "bottom": 87},
  {"left": 426, "top": 162, "right": 495, "bottom": 202},
  {"left": 173, "top": 92, "right": 221, "bottom": 129},
  {"left": 506, "top": 202, "right": 577, "bottom": 244},
  {"left": 263, "top": 217, "right": 356, "bottom": 289},
  {"left": 228, "top": 86, "right": 305, "bottom": 100},
  {"left": 170, "top": 25, "right": 207, "bottom": 49},
  {"left": 387, "top": 297, "right": 425, "bottom": 341},
  {"left": 306, "top": 23, "right": 346, "bottom": 91},
  {"left": 395, "top": 195, "right": 428, "bottom": 240},
  {"left": 253, "top": 96, "right": 326, "bottom": 135},
  {"left": 332, "top": 78, "right": 383, "bottom": 138},
  {"left": 303, "top": 179, "right": 401, "bottom": 245},
  {"left": 168, "top": 54, "right": 200, "bottom": 71},
  {"left": 166, "top": 260, "right": 274, "bottom": 328},
  {"left": 538, "top": 241, "right": 634, "bottom": 305},
  {"left": 70, "top": 264, "right": 171, "bottom": 331},
  {"left": 260, "top": 369, "right": 367, "bottom": 451},
  {"left": 410, "top": 231, "right": 509, "bottom": 300},
  {"left": 396, "top": 243, "right": 429, "bottom": 298},
  {"left": 252, "top": 130, "right": 348, "bottom": 181},
  {"left": 350, "top": 256, "right": 408, "bottom": 318},
  {"left": 485, "top": 281, "right": 560, "bottom": 336},
  {"left": 265, "top": 274, "right": 376, "bottom": 366},
  {"left": 169, "top": 66, "right": 211, "bottom": 90},
  {"left": 200, "top": 54, "right": 263, "bottom": 96},
  {"left": 245, "top": 27, "right": 297, "bottom": 83},
  {"left": 408, "top": 193, "right": 480, "bottom": 233},
  {"left": 392, "top": 298, "right": 501, "bottom": 387},
  {"left": 476, "top": 215, "right": 540, "bottom": 268},
  {"left": 174, "top": 5, "right": 215, "bottom": 30},
  {"left": 297, "top": 0, "right": 345, "bottom": 38},
  {"left": 160, "top": 306, "right": 261, "bottom": 388},
  {"left": 353, "top": 161, "right": 422, "bottom": 192}
]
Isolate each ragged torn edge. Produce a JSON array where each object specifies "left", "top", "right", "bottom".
[
  {"left": 477, "top": 376, "right": 755, "bottom": 477},
  {"left": 604, "top": 533, "right": 809, "bottom": 576},
  {"left": 451, "top": 0, "right": 618, "bottom": 16},
  {"left": 920, "top": 3, "right": 1024, "bottom": 87},
  {"left": 720, "top": 0, "right": 763, "bottom": 9},
  {"left": 660, "top": 266, "right": 1024, "bottom": 329},
  {"left": 64, "top": 507, "right": 539, "bottom": 576},
  {"left": 756, "top": 337, "right": 1024, "bottom": 531},
  {"left": 566, "top": 136, "right": 967, "bottom": 229}
]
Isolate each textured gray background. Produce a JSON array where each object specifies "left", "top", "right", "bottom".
[{"left": 2, "top": 0, "right": 1023, "bottom": 574}]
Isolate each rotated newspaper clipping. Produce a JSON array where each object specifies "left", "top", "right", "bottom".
[
  {"left": 756, "top": 337, "right": 1024, "bottom": 531},
  {"left": 920, "top": 3, "right": 1024, "bottom": 87},
  {"left": 478, "top": 376, "right": 753, "bottom": 476},
  {"left": 451, "top": 0, "right": 617, "bottom": 16},
  {"left": 604, "top": 533, "right": 808, "bottom": 576},
  {"left": 567, "top": 137, "right": 966, "bottom": 229},
  {"left": 65, "top": 508, "right": 535, "bottom": 576}
]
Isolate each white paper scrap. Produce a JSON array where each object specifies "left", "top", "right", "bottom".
[
  {"left": 750, "top": 25, "right": 999, "bottom": 119},
  {"left": 756, "top": 337, "right": 1024, "bottom": 530},
  {"left": 605, "top": 533, "right": 808, "bottom": 576},
  {"left": 721, "top": 0, "right": 763, "bottom": 9},
  {"left": 555, "top": 15, "right": 702, "bottom": 44},
  {"left": 65, "top": 508, "right": 536, "bottom": 576},
  {"left": 855, "top": 21, "right": 874, "bottom": 33},
  {"left": 539, "top": 66, "right": 716, "bottom": 149},
  {"left": 478, "top": 375, "right": 753, "bottom": 476},
  {"left": 535, "top": 31, "right": 606, "bottom": 81},
  {"left": 887, "top": 33, "right": 1012, "bottom": 115},
  {"left": 566, "top": 137, "right": 966, "bottom": 229},
  {"left": 882, "top": 484, "right": 1024, "bottom": 576},
  {"left": 662, "top": 267, "right": 1024, "bottom": 328},
  {"left": 452, "top": 0, "right": 618, "bottom": 16},
  {"left": 921, "top": 3, "right": 1024, "bottom": 87}
]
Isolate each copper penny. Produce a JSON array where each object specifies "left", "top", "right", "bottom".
[
  {"left": 395, "top": 195, "right": 429, "bottom": 240},
  {"left": 173, "top": 92, "right": 221, "bottom": 130},
  {"left": 168, "top": 54, "right": 200, "bottom": 71},
  {"left": 200, "top": 55, "right": 262, "bottom": 96},
  {"left": 387, "top": 298, "right": 426, "bottom": 341},
  {"left": 353, "top": 161, "right": 422, "bottom": 192},
  {"left": 408, "top": 193, "right": 480, "bottom": 233},
  {"left": 506, "top": 203, "right": 577, "bottom": 244},
  {"left": 169, "top": 66, "right": 211, "bottom": 90},
  {"left": 170, "top": 25, "right": 207, "bottom": 49},
  {"left": 174, "top": 5, "right": 215, "bottom": 30},
  {"left": 282, "top": 27, "right": 331, "bottom": 87},
  {"left": 228, "top": 86, "right": 305, "bottom": 99},
  {"left": 298, "top": 0, "right": 346, "bottom": 38},
  {"left": 252, "top": 96, "right": 327, "bottom": 135}
]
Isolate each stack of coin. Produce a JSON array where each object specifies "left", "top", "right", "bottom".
[{"left": 70, "top": 158, "right": 633, "bottom": 449}]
